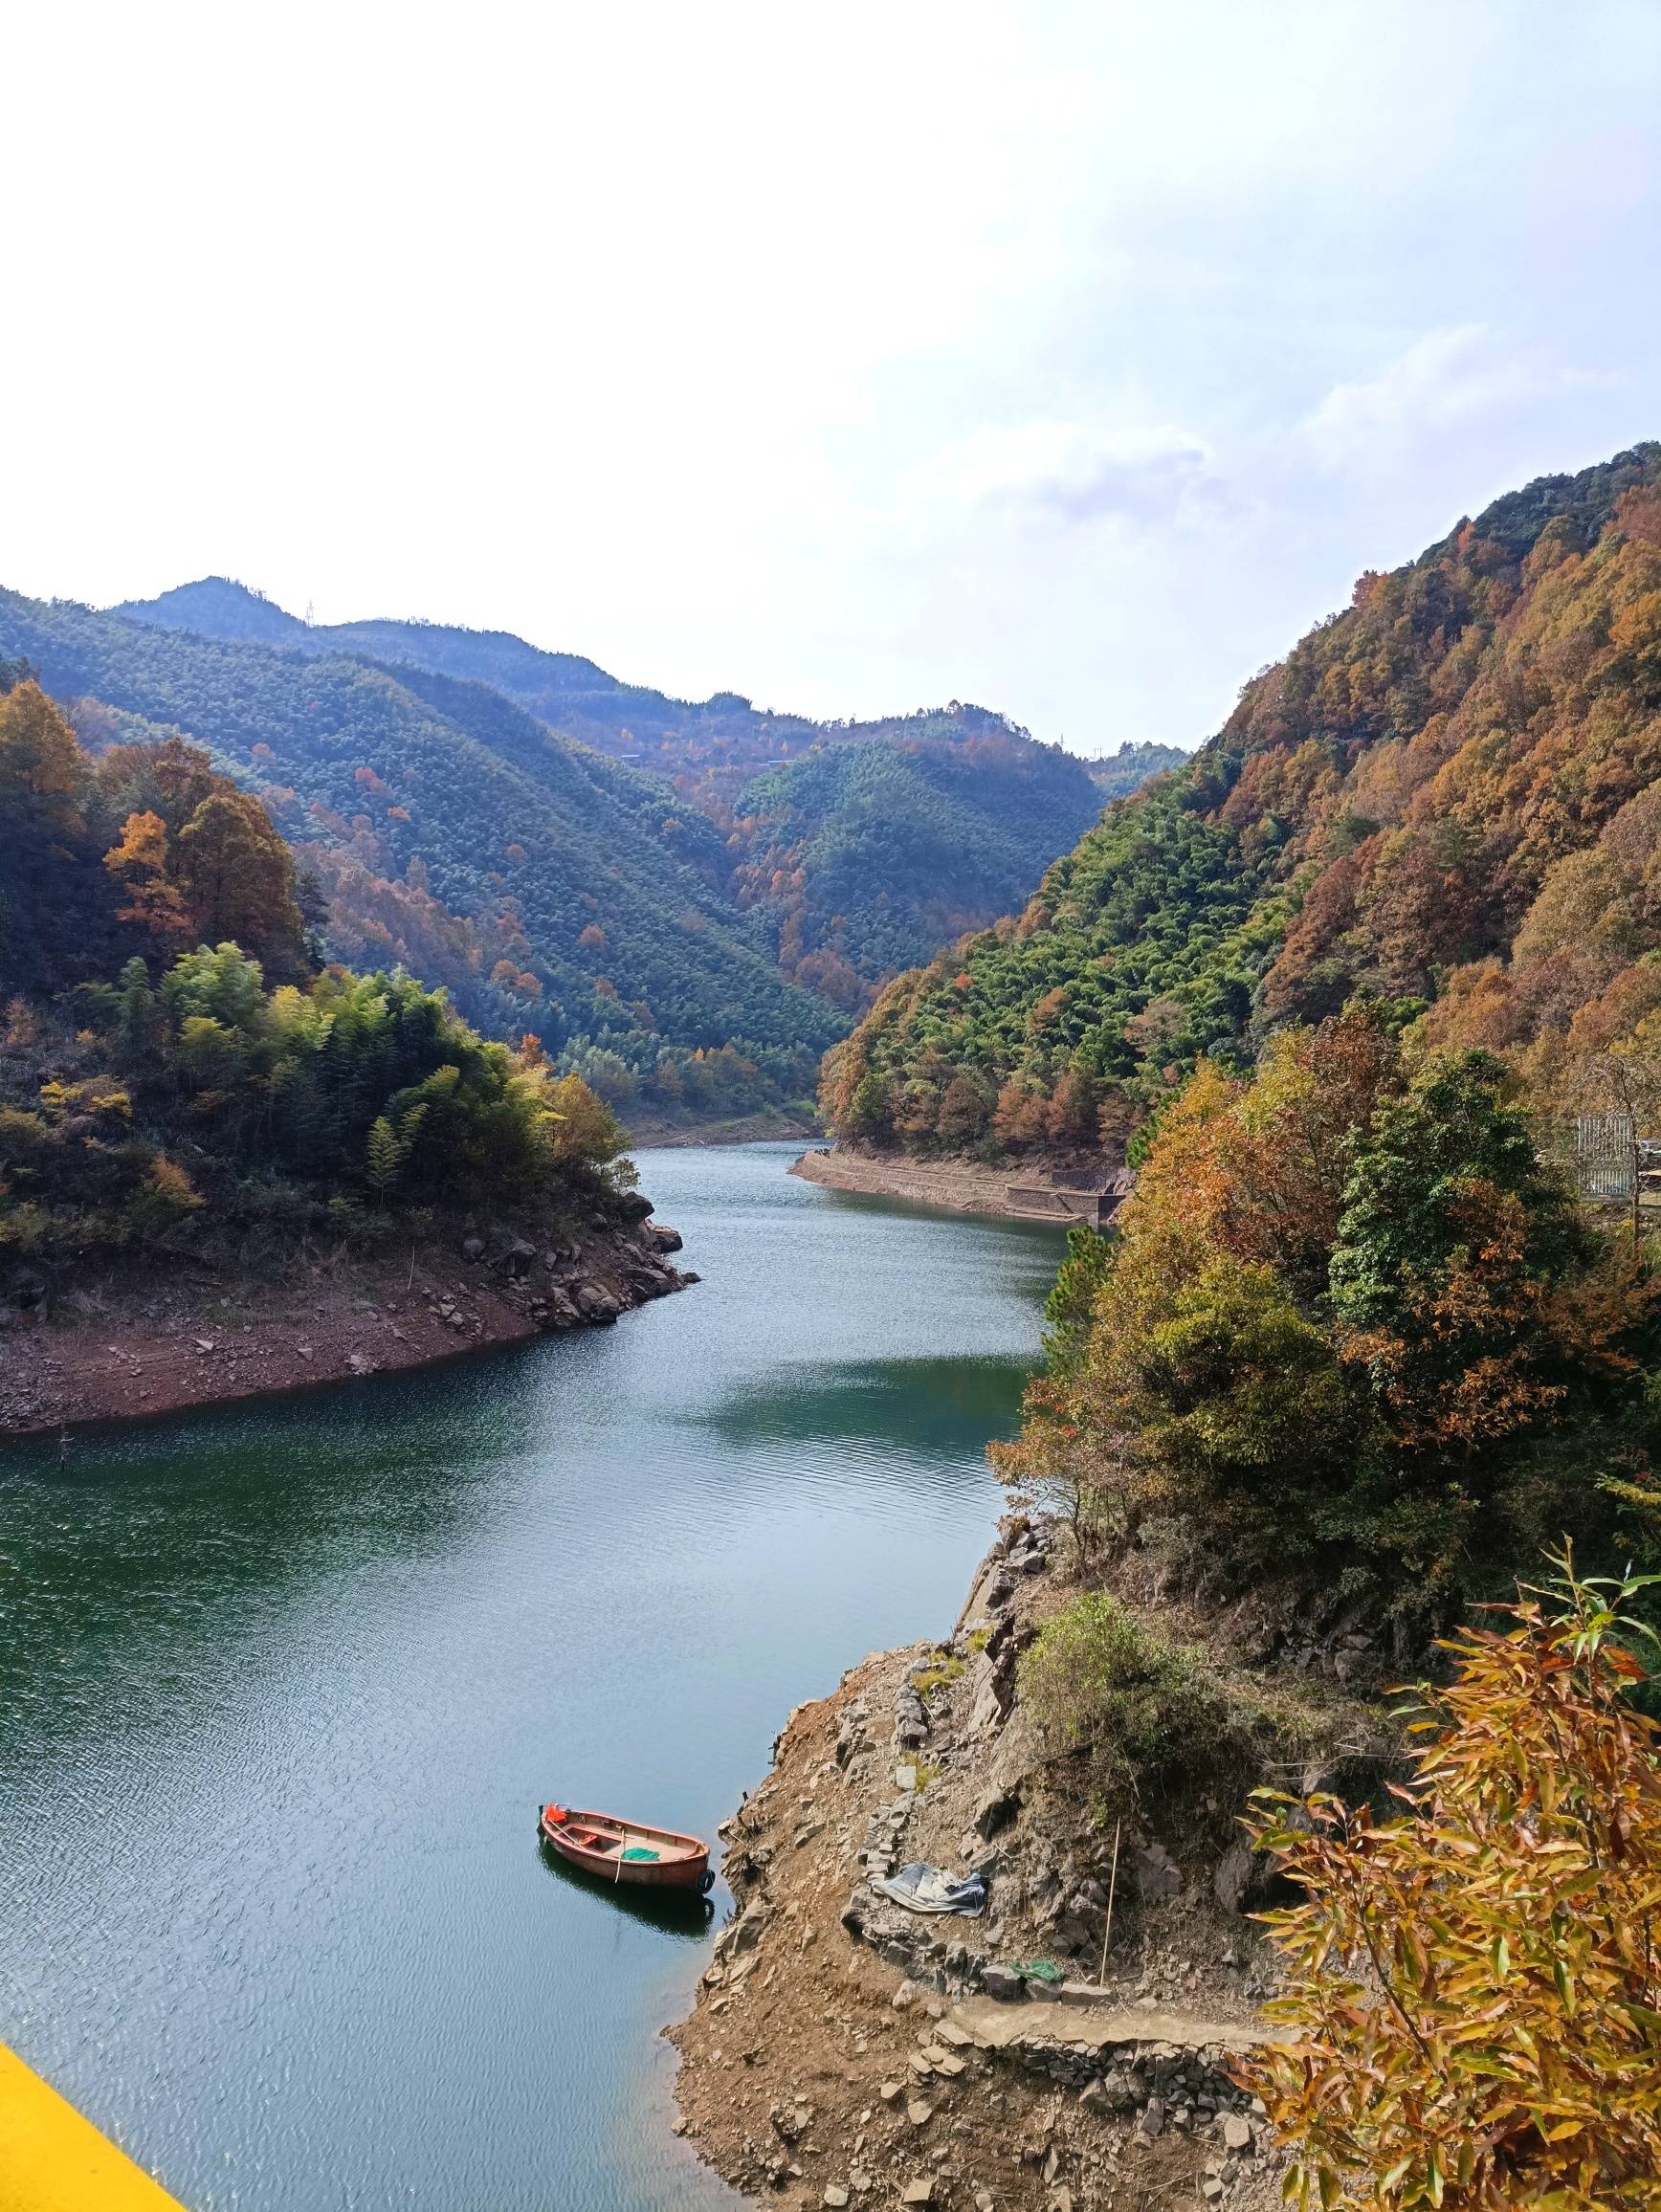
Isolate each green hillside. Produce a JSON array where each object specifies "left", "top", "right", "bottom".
[
  {"left": 0, "top": 589, "right": 841, "bottom": 1115},
  {"left": 104, "top": 579, "right": 1147, "bottom": 1029},
  {"left": 727, "top": 731, "right": 1106, "bottom": 1011},
  {"left": 824, "top": 441, "right": 1661, "bottom": 1159},
  {"left": 1086, "top": 739, "right": 1188, "bottom": 801},
  {"left": 0, "top": 670, "right": 633, "bottom": 1272}
]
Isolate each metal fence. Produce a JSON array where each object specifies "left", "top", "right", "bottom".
[{"left": 1576, "top": 1113, "right": 1635, "bottom": 1202}]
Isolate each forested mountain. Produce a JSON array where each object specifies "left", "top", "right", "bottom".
[
  {"left": 0, "top": 587, "right": 842, "bottom": 1118},
  {"left": 115, "top": 582, "right": 1114, "bottom": 1012},
  {"left": 719, "top": 728, "right": 1105, "bottom": 1011},
  {"left": 1086, "top": 739, "right": 1188, "bottom": 801},
  {"left": 0, "top": 673, "right": 631, "bottom": 1271},
  {"left": 4, "top": 581, "right": 1149, "bottom": 1111},
  {"left": 116, "top": 579, "right": 1087, "bottom": 796},
  {"left": 823, "top": 441, "right": 1661, "bottom": 1158}
]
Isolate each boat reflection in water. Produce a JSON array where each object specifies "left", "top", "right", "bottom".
[{"left": 537, "top": 1832, "right": 718, "bottom": 1935}]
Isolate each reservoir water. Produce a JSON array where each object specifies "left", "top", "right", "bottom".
[{"left": 0, "top": 1144, "right": 1060, "bottom": 2211}]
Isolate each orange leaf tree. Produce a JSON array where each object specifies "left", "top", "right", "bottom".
[{"left": 1237, "top": 1554, "right": 1661, "bottom": 2209}]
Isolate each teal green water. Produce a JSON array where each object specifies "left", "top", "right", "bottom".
[{"left": 0, "top": 1145, "right": 1061, "bottom": 2211}]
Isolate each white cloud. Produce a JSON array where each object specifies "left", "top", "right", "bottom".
[
  {"left": 901, "top": 420, "right": 1214, "bottom": 530},
  {"left": 1300, "top": 325, "right": 1578, "bottom": 471},
  {"left": 2, "top": 1, "right": 1657, "bottom": 739}
]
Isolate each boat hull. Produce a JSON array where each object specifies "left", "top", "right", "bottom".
[{"left": 538, "top": 1804, "right": 711, "bottom": 1890}]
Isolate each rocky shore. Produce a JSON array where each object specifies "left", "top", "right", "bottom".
[
  {"left": 668, "top": 1523, "right": 1297, "bottom": 2212},
  {"left": 0, "top": 1194, "right": 692, "bottom": 1440}
]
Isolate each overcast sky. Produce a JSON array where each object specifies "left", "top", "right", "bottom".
[{"left": 7, "top": 2, "right": 1659, "bottom": 752}]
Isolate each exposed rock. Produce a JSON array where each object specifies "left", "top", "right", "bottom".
[
  {"left": 461, "top": 1235, "right": 485, "bottom": 1262},
  {"left": 1212, "top": 1840, "right": 1253, "bottom": 1915},
  {"left": 573, "top": 1282, "right": 622, "bottom": 1323},
  {"left": 972, "top": 1785, "right": 1019, "bottom": 1840},
  {"left": 650, "top": 1223, "right": 684, "bottom": 1253},
  {"left": 1133, "top": 1840, "right": 1183, "bottom": 1903},
  {"left": 714, "top": 1901, "right": 772, "bottom": 1963},
  {"left": 979, "top": 1962, "right": 1027, "bottom": 2002}
]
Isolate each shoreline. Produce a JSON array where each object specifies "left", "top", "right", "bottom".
[
  {"left": 0, "top": 1211, "right": 690, "bottom": 1444},
  {"left": 666, "top": 1523, "right": 1284, "bottom": 2212},
  {"left": 790, "top": 1142, "right": 1112, "bottom": 1223}
]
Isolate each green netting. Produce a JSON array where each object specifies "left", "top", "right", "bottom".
[{"left": 622, "top": 1847, "right": 661, "bottom": 1862}]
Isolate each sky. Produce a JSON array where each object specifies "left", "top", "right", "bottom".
[{"left": 5, "top": 0, "right": 1660, "bottom": 754}]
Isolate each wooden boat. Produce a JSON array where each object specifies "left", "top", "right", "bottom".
[{"left": 539, "top": 1803, "right": 713, "bottom": 1891}]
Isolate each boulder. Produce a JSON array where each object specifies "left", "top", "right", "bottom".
[
  {"left": 460, "top": 1236, "right": 485, "bottom": 1264},
  {"left": 650, "top": 1223, "right": 684, "bottom": 1253},
  {"left": 972, "top": 1784, "right": 1019, "bottom": 1840},
  {"left": 573, "top": 1282, "right": 622, "bottom": 1323},
  {"left": 713, "top": 1901, "right": 771, "bottom": 1962},
  {"left": 979, "top": 1961, "right": 1026, "bottom": 2002},
  {"left": 614, "top": 1190, "right": 654, "bottom": 1224},
  {"left": 498, "top": 1237, "right": 538, "bottom": 1278}
]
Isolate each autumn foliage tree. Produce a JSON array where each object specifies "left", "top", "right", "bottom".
[
  {"left": 1239, "top": 1556, "right": 1661, "bottom": 2211},
  {"left": 997, "top": 1005, "right": 1661, "bottom": 1591}
]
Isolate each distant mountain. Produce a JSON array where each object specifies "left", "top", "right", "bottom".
[
  {"left": 108, "top": 577, "right": 1127, "bottom": 1014},
  {"left": 115, "top": 577, "right": 311, "bottom": 647},
  {"left": 26, "top": 577, "right": 1188, "bottom": 1106},
  {"left": 1086, "top": 739, "right": 1189, "bottom": 801},
  {"left": 0, "top": 587, "right": 840, "bottom": 1116},
  {"left": 822, "top": 440, "right": 1661, "bottom": 1161},
  {"left": 726, "top": 730, "right": 1107, "bottom": 1011},
  {"left": 115, "top": 577, "right": 870, "bottom": 765}
]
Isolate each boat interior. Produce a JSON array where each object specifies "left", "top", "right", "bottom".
[{"left": 549, "top": 1810, "right": 697, "bottom": 1863}]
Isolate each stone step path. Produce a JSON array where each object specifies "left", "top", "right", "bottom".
[{"left": 951, "top": 1993, "right": 1269, "bottom": 2056}]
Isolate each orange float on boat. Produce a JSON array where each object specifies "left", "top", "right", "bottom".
[{"left": 539, "top": 1803, "right": 714, "bottom": 1891}]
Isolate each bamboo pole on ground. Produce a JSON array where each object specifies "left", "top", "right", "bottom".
[{"left": 1097, "top": 1817, "right": 1122, "bottom": 1984}]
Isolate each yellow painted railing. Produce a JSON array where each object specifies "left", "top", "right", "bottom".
[{"left": 0, "top": 2044, "right": 187, "bottom": 2211}]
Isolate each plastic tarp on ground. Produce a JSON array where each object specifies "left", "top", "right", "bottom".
[{"left": 873, "top": 1861, "right": 987, "bottom": 1916}]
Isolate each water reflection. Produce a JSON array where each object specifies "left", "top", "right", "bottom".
[
  {"left": 701, "top": 1353, "right": 1038, "bottom": 1455},
  {"left": 537, "top": 1839, "right": 719, "bottom": 1937}
]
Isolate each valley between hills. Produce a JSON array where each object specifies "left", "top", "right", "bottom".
[{"left": 6, "top": 442, "right": 1661, "bottom": 2212}]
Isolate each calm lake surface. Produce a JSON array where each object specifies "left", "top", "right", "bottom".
[{"left": 0, "top": 1144, "right": 1061, "bottom": 2211}]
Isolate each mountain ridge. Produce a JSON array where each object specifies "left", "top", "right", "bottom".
[{"left": 822, "top": 438, "right": 1661, "bottom": 1158}]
